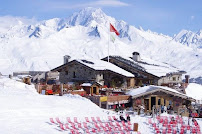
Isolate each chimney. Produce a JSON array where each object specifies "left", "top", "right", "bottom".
[
  {"left": 185, "top": 75, "right": 190, "bottom": 84},
  {"left": 132, "top": 52, "right": 140, "bottom": 62},
  {"left": 64, "top": 55, "right": 71, "bottom": 64}
]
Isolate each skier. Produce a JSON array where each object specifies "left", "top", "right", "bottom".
[{"left": 126, "top": 114, "right": 131, "bottom": 122}]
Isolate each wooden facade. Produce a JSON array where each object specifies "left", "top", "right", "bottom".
[
  {"left": 131, "top": 88, "right": 195, "bottom": 114},
  {"left": 81, "top": 83, "right": 100, "bottom": 95},
  {"left": 86, "top": 95, "right": 131, "bottom": 109},
  {"left": 102, "top": 56, "right": 159, "bottom": 86}
]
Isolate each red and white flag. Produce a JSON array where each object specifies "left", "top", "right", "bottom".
[{"left": 110, "top": 23, "right": 120, "bottom": 36}]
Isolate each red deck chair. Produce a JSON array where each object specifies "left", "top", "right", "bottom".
[
  {"left": 127, "top": 121, "right": 132, "bottom": 126},
  {"left": 67, "top": 117, "right": 72, "bottom": 123},
  {"left": 83, "top": 122, "right": 88, "bottom": 128},
  {"left": 173, "top": 129, "right": 177, "bottom": 134},
  {"left": 197, "top": 127, "right": 201, "bottom": 133},
  {"left": 85, "top": 129, "right": 90, "bottom": 134},
  {"left": 97, "top": 127, "right": 101, "bottom": 133},
  {"left": 78, "top": 123, "right": 82, "bottom": 129},
  {"left": 70, "top": 129, "right": 75, "bottom": 134},
  {"left": 162, "top": 128, "right": 166, "bottom": 134},
  {"left": 96, "top": 117, "right": 102, "bottom": 122},
  {"left": 103, "top": 127, "right": 108, "bottom": 133},
  {"left": 187, "top": 125, "right": 191, "bottom": 130},
  {"left": 180, "top": 128, "right": 185, "bottom": 134},
  {"left": 99, "top": 122, "right": 104, "bottom": 128},
  {"left": 152, "top": 123, "right": 157, "bottom": 128},
  {"left": 74, "top": 128, "right": 80, "bottom": 134},
  {"left": 70, "top": 123, "right": 77, "bottom": 130},
  {"left": 192, "top": 127, "right": 197, "bottom": 133},
  {"left": 167, "top": 128, "right": 172, "bottom": 134},
  {"left": 109, "top": 122, "right": 114, "bottom": 126},
  {"left": 148, "top": 118, "right": 152, "bottom": 124},
  {"left": 105, "top": 122, "right": 109, "bottom": 128},
  {"left": 121, "top": 121, "right": 126, "bottom": 126},
  {"left": 108, "top": 116, "right": 113, "bottom": 122},
  {"left": 74, "top": 117, "right": 79, "bottom": 123},
  {"left": 85, "top": 117, "right": 90, "bottom": 122},
  {"left": 91, "top": 117, "right": 96, "bottom": 122},
  {"left": 115, "top": 121, "right": 121, "bottom": 127},
  {"left": 108, "top": 126, "right": 112, "bottom": 132},
  {"left": 94, "top": 123, "right": 99, "bottom": 129},
  {"left": 59, "top": 123, "right": 65, "bottom": 130},
  {"left": 112, "top": 116, "right": 117, "bottom": 121},
  {"left": 56, "top": 117, "right": 62, "bottom": 124},
  {"left": 50, "top": 118, "right": 56, "bottom": 124},
  {"left": 92, "top": 128, "right": 96, "bottom": 133},
  {"left": 117, "top": 126, "right": 122, "bottom": 131},
  {"left": 65, "top": 123, "right": 70, "bottom": 129}
]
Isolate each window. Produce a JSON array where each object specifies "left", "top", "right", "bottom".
[
  {"left": 173, "top": 77, "right": 176, "bottom": 81},
  {"left": 158, "top": 99, "right": 161, "bottom": 105},
  {"left": 65, "top": 71, "right": 68, "bottom": 75},
  {"left": 73, "top": 72, "right": 76, "bottom": 78}
]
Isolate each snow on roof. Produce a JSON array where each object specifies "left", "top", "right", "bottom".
[
  {"left": 185, "top": 83, "right": 202, "bottom": 102},
  {"left": 81, "top": 83, "right": 92, "bottom": 87},
  {"left": 127, "top": 85, "right": 189, "bottom": 99},
  {"left": 76, "top": 59, "right": 134, "bottom": 77},
  {"left": 116, "top": 56, "right": 180, "bottom": 77},
  {"left": 16, "top": 75, "right": 32, "bottom": 78}
]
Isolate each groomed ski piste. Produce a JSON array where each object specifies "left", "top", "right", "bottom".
[{"left": 0, "top": 76, "right": 202, "bottom": 134}]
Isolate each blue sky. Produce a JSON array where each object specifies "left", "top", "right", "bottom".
[{"left": 0, "top": 0, "right": 201, "bottom": 36}]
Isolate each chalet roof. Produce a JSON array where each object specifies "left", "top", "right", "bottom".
[
  {"left": 77, "top": 59, "right": 134, "bottom": 77},
  {"left": 81, "top": 83, "right": 92, "bottom": 87},
  {"left": 52, "top": 59, "right": 134, "bottom": 77},
  {"left": 126, "top": 85, "right": 195, "bottom": 101},
  {"left": 105, "top": 56, "right": 181, "bottom": 77}
]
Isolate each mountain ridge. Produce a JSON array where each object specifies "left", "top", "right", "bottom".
[{"left": 0, "top": 7, "right": 201, "bottom": 84}]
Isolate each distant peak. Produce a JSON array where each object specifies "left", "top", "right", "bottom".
[
  {"left": 80, "top": 7, "right": 104, "bottom": 14},
  {"left": 196, "top": 29, "right": 202, "bottom": 35},
  {"left": 67, "top": 7, "right": 109, "bottom": 26}
]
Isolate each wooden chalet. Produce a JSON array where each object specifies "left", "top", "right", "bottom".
[
  {"left": 127, "top": 86, "right": 195, "bottom": 114},
  {"left": 80, "top": 82, "right": 101, "bottom": 95},
  {"left": 102, "top": 53, "right": 186, "bottom": 88},
  {"left": 102, "top": 55, "right": 159, "bottom": 86}
]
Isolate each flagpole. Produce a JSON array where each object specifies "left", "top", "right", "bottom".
[{"left": 108, "top": 23, "right": 110, "bottom": 62}]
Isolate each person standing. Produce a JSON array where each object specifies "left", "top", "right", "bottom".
[
  {"left": 126, "top": 114, "right": 130, "bottom": 122},
  {"left": 164, "top": 105, "right": 167, "bottom": 113}
]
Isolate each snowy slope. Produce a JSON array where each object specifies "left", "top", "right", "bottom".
[
  {"left": 0, "top": 7, "right": 202, "bottom": 83},
  {"left": 0, "top": 76, "right": 108, "bottom": 134},
  {"left": 185, "top": 83, "right": 202, "bottom": 102},
  {"left": 0, "top": 76, "right": 156, "bottom": 134}
]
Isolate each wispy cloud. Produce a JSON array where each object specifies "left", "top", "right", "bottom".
[
  {"left": 43, "top": 0, "right": 130, "bottom": 10},
  {"left": 190, "top": 15, "right": 195, "bottom": 21},
  {"left": 89, "top": 0, "right": 130, "bottom": 7}
]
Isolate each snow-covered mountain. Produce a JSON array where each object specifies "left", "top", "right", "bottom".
[
  {"left": 0, "top": 7, "right": 202, "bottom": 83},
  {"left": 174, "top": 29, "right": 202, "bottom": 49}
]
